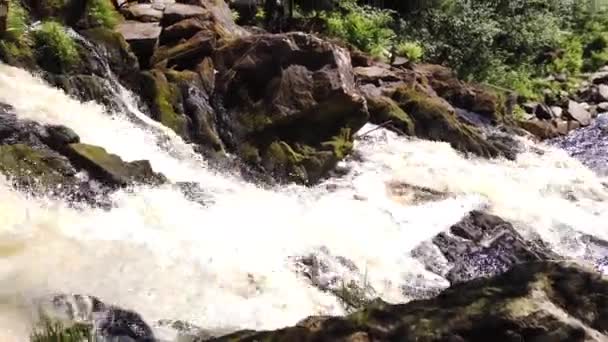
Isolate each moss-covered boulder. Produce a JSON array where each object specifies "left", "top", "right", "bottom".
[
  {"left": 213, "top": 32, "right": 368, "bottom": 184},
  {"left": 62, "top": 143, "right": 166, "bottom": 187},
  {"left": 209, "top": 262, "right": 608, "bottom": 342},
  {"left": 0, "top": 143, "right": 76, "bottom": 190},
  {"left": 389, "top": 86, "right": 511, "bottom": 159}
]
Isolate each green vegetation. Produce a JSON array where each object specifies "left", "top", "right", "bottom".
[
  {"left": 32, "top": 21, "right": 79, "bottom": 71},
  {"left": 324, "top": 0, "right": 395, "bottom": 58},
  {"left": 30, "top": 321, "right": 94, "bottom": 342},
  {"left": 296, "top": 0, "right": 608, "bottom": 102},
  {"left": 87, "top": 0, "right": 120, "bottom": 29}
]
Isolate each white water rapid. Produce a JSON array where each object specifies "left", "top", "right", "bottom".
[{"left": 0, "top": 63, "right": 607, "bottom": 341}]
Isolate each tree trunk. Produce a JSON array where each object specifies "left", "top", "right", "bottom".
[{"left": 0, "top": 0, "right": 8, "bottom": 36}]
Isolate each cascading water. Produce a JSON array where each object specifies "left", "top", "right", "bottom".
[{"left": 0, "top": 62, "right": 607, "bottom": 341}]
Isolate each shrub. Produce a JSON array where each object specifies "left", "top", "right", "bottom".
[
  {"left": 33, "top": 21, "right": 79, "bottom": 71},
  {"left": 87, "top": 0, "right": 121, "bottom": 29},
  {"left": 4, "top": 0, "right": 29, "bottom": 40},
  {"left": 396, "top": 41, "right": 424, "bottom": 62},
  {"left": 324, "top": 0, "right": 395, "bottom": 58}
]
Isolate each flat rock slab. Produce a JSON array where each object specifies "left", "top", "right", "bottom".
[
  {"left": 116, "top": 21, "right": 162, "bottom": 41},
  {"left": 566, "top": 100, "right": 592, "bottom": 126},
  {"left": 162, "top": 3, "right": 208, "bottom": 26},
  {"left": 122, "top": 4, "right": 164, "bottom": 22}
]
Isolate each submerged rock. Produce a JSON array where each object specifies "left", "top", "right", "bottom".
[
  {"left": 413, "top": 211, "right": 557, "bottom": 284},
  {"left": 208, "top": 262, "right": 608, "bottom": 342}
]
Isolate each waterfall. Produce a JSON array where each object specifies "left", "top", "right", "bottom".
[{"left": 0, "top": 62, "right": 607, "bottom": 340}]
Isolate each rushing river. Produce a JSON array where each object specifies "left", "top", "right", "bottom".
[{"left": 0, "top": 63, "right": 607, "bottom": 340}]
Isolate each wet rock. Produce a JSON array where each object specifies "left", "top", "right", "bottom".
[
  {"left": 37, "top": 294, "right": 155, "bottom": 342},
  {"left": 208, "top": 262, "right": 608, "bottom": 342},
  {"left": 566, "top": 100, "right": 592, "bottom": 126},
  {"left": 116, "top": 21, "right": 162, "bottom": 68},
  {"left": 62, "top": 143, "right": 166, "bottom": 187},
  {"left": 385, "top": 181, "right": 446, "bottom": 205},
  {"left": 415, "top": 211, "right": 557, "bottom": 284}
]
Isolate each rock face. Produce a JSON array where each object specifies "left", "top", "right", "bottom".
[{"left": 208, "top": 262, "right": 608, "bottom": 342}]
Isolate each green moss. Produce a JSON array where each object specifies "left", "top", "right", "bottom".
[
  {"left": 239, "top": 143, "right": 261, "bottom": 164},
  {"left": 33, "top": 21, "right": 79, "bottom": 72},
  {"left": 366, "top": 95, "right": 415, "bottom": 135},
  {"left": 240, "top": 112, "right": 273, "bottom": 132},
  {"left": 86, "top": 0, "right": 120, "bottom": 29},
  {"left": 141, "top": 71, "right": 188, "bottom": 137},
  {"left": 0, "top": 144, "right": 72, "bottom": 189},
  {"left": 321, "top": 128, "right": 354, "bottom": 160},
  {"left": 30, "top": 321, "right": 93, "bottom": 342}
]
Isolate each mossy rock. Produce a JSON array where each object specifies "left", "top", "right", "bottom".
[
  {"left": 0, "top": 144, "right": 75, "bottom": 190},
  {"left": 365, "top": 95, "right": 415, "bottom": 136},
  {"left": 140, "top": 70, "right": 188, "bottom": 138},
  {"left": 62, "top": 143, "right": 166, "bottom": 187},
  {"left": 257, "top": 129, "right": 353, "bottom": 184},
  {"left": 392, "top": 86, "right": 506, "bottom": 159},
  {"left": 81, "top": 27, "right": 139, "bottom": 84}
]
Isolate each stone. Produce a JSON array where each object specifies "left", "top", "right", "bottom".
[
  {"left": 207, "top": 262, "right": 608, "bottom": 342},
  {"left": 62, "top": 143, "right": 166, "bottom": 187},
  {"left": 42, "top": 125, "right": 80, "bottom": 147},
  {"left": 565, "top": 100, "right": 592, "bottom": 126},
  {"left": 159, "top": 17, "right": 209, "bottom": 45},
  {"left": 162, "top": 3, "right": 208, "bottom": 27},
  {"left": 353, "top": 66, "right": 401, "bottom": 84},
  {"left": 519, "top": 118, "right": 559, "bottom": 139},
  {"left": 390, "top": 86, "right": 513, "bottom": 159},
  {"left": 599, "top": 84, "right": 608, "bottom": 102},
  {"left": 116, "top": 21, "right": 162, "bottom": 68},
  {"left": 152, "top": 30, "right": 216, "bottom": 69},
  {"left": 556, "top": 119, "right": 570, "bottom": 135},
  {"left": 598, "top": 102, "right": 608, "bottom": 112},
  {"left": 551, "top": 105, "right": 563, "bottom": 118},
  {"left": 591, "top": 71, "right": 608, "bottom": 84},
  {"left": 121, "top": 3, "right": 164, "bottom": 22},
  {"left": 522, "top": 102, "right": 538, "bottom": 113},
  {"left": 534, "top": 103, "right": 554, "bottom": 120},
  {"left": 414, "top": 211, "right": 556, "bottom": 284}
]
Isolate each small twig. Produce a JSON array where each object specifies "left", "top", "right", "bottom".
[{"left": 355, "top": 120, "right": 393, "bottom": 139}]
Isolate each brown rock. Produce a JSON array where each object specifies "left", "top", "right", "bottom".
[
  {"left": 116, "top": 21, "right": 162, "bottom": 68},
  {"left": 519, "top": 119, "right": 559, "bottom": 139},
  {"left": 162, "top": 3, "right": 208, "bottom": 27},
  {"left": 152, "top": 30, "right": 216, "bottom": 69},
  {"left": 159, "top": 17, "right": 208, "bottom": 45},
  {"left": 121, "top": 4, "right": 163, "bottom": 22}
]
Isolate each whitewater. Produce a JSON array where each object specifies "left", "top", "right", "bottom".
[{"left": 0, "top": 63, "right": 607, "bottom": 340}]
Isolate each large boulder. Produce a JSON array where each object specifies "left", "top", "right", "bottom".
[
  {"left": 209, "top": 262, "right": 608, "bottom": 342},
  {"left": 116, "top": 21, "right": 162, "bottom": 69},
  {"left": 213, "top": 32, "right": 369, "bottom": 183}
]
